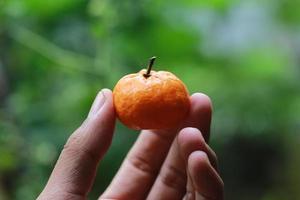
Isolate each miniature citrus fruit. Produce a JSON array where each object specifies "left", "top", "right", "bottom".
[{"left": 113, "top": 57, "right": 190, "bottom": 130}]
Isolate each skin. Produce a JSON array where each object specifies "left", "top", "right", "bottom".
[{"left": 38, "top": 89, "right": 224, "bottom": 200}]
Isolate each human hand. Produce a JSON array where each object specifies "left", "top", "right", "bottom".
[{"left": 38, "top": 89, "right": 224, "bottom": 200}]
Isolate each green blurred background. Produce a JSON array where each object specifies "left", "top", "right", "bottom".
[{"left": 0, "top": 0, "right": 300, "bottom": 199}]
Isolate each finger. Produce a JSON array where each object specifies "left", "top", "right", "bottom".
[
  {"left": 38, "top": 89, "right": 116, "bottom": 199},
  {"left": 147, "top": 127, "right": 216, "bottom": 200},
  {"left": 101, "top": 93, "right": 212, "bottom": 200},
  {"left": 146, "top": 93, "right": 212, "bottom": 200},
  {"left": 188, "top": 151, "right": 224, "bottom": 200},
  {"left": 180, "top": 128, "right": 219, "bottom": 200},
  {"left": 178, "top": 128, "right": 218, "bottom": 171},
  {"left": 146, "top": 138, "right": 185, "bottom": 200},
  {"left": 184, "top": 93, "right": 212, "bottom": 142}
]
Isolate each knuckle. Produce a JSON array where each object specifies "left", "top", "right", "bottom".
[
  {"left": 159, "top": 164, "right": 186, "bottom": 192},
  {"left": 127, "top": 154, "right": 158, "bottom": 175},
  {"left": 38, "top": 191, "right": 85, "bottom": 200},
  {"left": 63, "top": 134, "right": 99, "bottom": 165},
  {"left": 63, "top": 133, "right": 81, "bottom": 153}
]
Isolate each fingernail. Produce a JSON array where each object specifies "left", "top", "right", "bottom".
[{"left": 88, "top": 90, "right": 106, "bottom": 117}]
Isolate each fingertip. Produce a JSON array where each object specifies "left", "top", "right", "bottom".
[
  {"left": 81, "top": 88, "right": 116, "bottom": 149},
  {"left": 188, "top": 151, "right": 210, "bottom": 171},
  {"left": 101, "top": 88, "right": 113, "bottom": 107},
  {"left": 94, "top": 88, "right": 115, "bottom": 119},
  {"left": 88, "top": 90, "right": 106, "bottom": 117},
  {"left": 177, "top": 127, "right": 206, "bottom": 162},
  {"left": 93, "top": 88, "right": 116, "bottom": 134},
  {"left": 190, "top": 93, "right": 213, "bottom": 114},
  {"left": 101, "top": 88, "right": 113, "bottom": 97},
  {"left": 178, "top": 127, "right": 205, "bottom": 143},
  {"left": 188, "top": 151, "right": 224, "bottom": 199},
  {"left": 184, "top": 93, "right": 212, "bottom": 142}
]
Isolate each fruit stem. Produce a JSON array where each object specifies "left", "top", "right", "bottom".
[{"left": 144, "top": 56, "right": 156, "bottom": 78}]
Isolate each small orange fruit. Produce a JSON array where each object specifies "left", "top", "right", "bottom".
[{"left": 113, "top": 57, "right": 190, "bottom": 130}]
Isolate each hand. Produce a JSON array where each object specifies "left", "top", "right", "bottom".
[{"left": 38, "top": 89, "right": 224, "bottom": 200}]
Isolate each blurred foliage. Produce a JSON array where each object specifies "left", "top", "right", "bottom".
[{"left": 0, "top": 0, "right": 300, "bottom": 199}]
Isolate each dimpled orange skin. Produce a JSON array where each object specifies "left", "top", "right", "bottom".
[{"left": 113, "top": 69, "right": 190, "bottom": 130}]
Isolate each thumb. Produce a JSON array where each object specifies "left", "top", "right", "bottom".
[{"left": 38, "top": 89, "right": 116, "bottom": 199}]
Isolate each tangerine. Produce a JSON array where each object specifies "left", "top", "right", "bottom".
[{"left": 113, "top": 57, "right": 190, "bottom": 130}]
